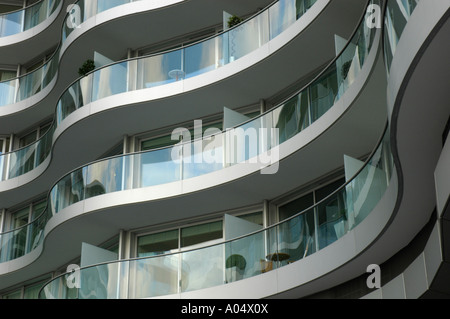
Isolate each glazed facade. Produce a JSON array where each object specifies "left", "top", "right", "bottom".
[{"left": 0, "top": 0, "right": 448, "bottom": 299}]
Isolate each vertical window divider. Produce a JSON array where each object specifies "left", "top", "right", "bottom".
[
  {"left": 178, "top": 228, "right": 182, "bottom": 294},
  {"left": 13, "top": 65, "right": 21, "bottom": 104},
  {"left": 313, "top": 190, "right": 320, "bottom": 252},
  {"left": 4, "top": 133, "right": 14, "bottom": 181},
  {"left": 20, "top": 1, "right": 26, "bottom": 33}
]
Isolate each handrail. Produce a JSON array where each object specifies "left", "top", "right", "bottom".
[
  {"left": 0, "top": 0, "right": 62, "bottom": 108},
  {"left": 0, "top": 0, "right": 60, "bottom": 37},
  {"left": 0, "top": 0, "right": 315, "bottom": 165},
  {"left": 37, "top": 122, "right": 392, "bottom": 298},
  {"left": 0, "top": 0, "right": 376, "bottom": 267},
  {"left": 0, "top": 0, "right": 50, "bottom": 16}
]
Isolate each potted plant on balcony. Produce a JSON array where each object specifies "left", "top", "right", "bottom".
[
  {"left": 227, "top": 15, "right": 244, "bottom": 62},
  {"left": 78, "top": 59, "right": 95, "bottom": 77},
  {"left": 227, "top": 15, "right": 243, "bottom": 28},
  {"left": 225, "top": 254, "right": 246, "bottom": 282}
]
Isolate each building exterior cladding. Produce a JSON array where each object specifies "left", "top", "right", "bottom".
[{"left": 0, "top": 0, "right": 448, "bottom": 299}]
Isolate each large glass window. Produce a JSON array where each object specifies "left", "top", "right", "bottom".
[
  {"left": 137, "top": 229, "right": 178, "bottom": 257},
  {"left": 141, "top": 134, "right": 179, "bottom": 152},
  {"left": 277, "top": 178, "right": 345, "bottom": 260},
  {"left": 140, "top": 121, "right": 224, "bottom": 152},
  {"left": 181, "top": 221, "right": 223, "bottom": 248},
  {"left": 316, "top": 178, "right": 347, "bottom": 248},
  {"left": 0, "top": 69, "right": 16, "bottom": 81},
  {"left": 28, "top": 201, "right": 46, "bottom": 252},
  {"left": 19, "top": 130, "right": 38, "bottom": 148},
  {"left": 1, "top": 289, "right": 21, "bottom": 299},
  {"left": 279, "top": 193, "right": 313, "bottom": 221},
  {"left": 10, "top": 207, "right": 30, "bottom": 260},
  {"left": 0, "top": 138, "right": 10, "bottom": 180},
  {"left": 19, "top": 122, "right": 52, "bottom": 148},
  {"left": 23, "top": 281, "right": 44, "bottom": 300},
  {"left": 0, "top": 69, "right": 17, "bottom": 106},
  {"left": 14, "top": 122, "right": 52, "bottom": 176},
  {"left": 1, "top": 198, "right": 47, "bottom": 261},
  {"left": 137, "top": 220, "right": 224, "bottom": 258},
  {"left": 237, "top": 211, "right": 264, "bottom": 226}
]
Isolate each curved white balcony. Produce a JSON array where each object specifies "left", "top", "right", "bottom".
[
  {"left": 0, "top": 0, "right": 444, "bottom": 298},
  {"left": 0, "top": 0, "right": 62, "bottom": 44},
  {"left": 0, "top": 0, "right": 361, "bottom": 202},
  {"left": 381, "top": 0, "right": 450, "bottom": 278},
  {"left": 0, "top": 0, "right": 387, "bottom": 291},
  {"left": 0, "top": 0, "right": 196, "bottom": 129},
  {"left": 37, "top": 124, "right": 395, "bottom": 299}
]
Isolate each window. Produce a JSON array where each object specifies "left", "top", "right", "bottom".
[
  {"left": 278, "top": 178, "right": 345, "bottom": 221},
  {"left": 29, "top": 201, "right": 46, "bottom": 251},
  {"left": 99, "top": 234, "right": 120, "bottom": 254},
  {"left": 0, "top": 69, "right": 17, "bottom": 105},
  {"left": 279, "top": 193, "right": 313, "bottom": 221},
  {"left": 0, "top": 69, "right": 16, "bottom": 81},
  {"left": 137, "top": 220, "right": 223, "bottom": 258},
  {"left": 0, "top": 275, "right": 51, "bottom": 299},
  {"left": 276, "top": 177, "right": 346, "bottom": 261},
  {"left": 137, "top": 229, "right": 178, "bottom": 257},
  {"left": 1, "top": 289, "right": 21, "bottom": 299},
  {"left": 180, "top": 221, "right": 223, "bottom": 248},
  {"left": 23, "top": 281, "right": 44, "bottom": 300},
  {"left": 9, "top": 207, "right": 29, "bottom": 260},
  {"left": 140, "top": 121, "right": 224, "bottom": 152},
  {"left": 137, "top": 120, "right": 224, "bottom": 187},
  {"left": 136, "top": 210, "right": 264, "bottom": 258},
  {"left": 19, "top": 130, "right": 38, "bottom": 148},
  {"left": 0, "top": 137, "right": 10, "bottom": 180},
  {"left": 315, "top": 178, "right": 347, "bottom": 248},
  {"left": 141, "top": 134, "right": 178, "bottom": 152},
  {"left": 138, "top": 108, "right": 260, "bottom": 153},
  {"left": 13, "top": 122, "right": 52, "bottom": 176},
  {"left": 236, "top": 211, "right": 264, "bottom": 226},
  {"left": 19, "top": 121, "right": 51, "bottom": 148},
  {"left": 2, "top": 199, "right": 47, "bottom": 261}
]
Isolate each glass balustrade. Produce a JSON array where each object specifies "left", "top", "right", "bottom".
[
  {"left": 58, "top": 0, "right": 319, "bottom": 124},
  {"left": 0, "top": 0, "right": 380, "bottom": 266},
  {"left": 0, "top": 8, "right": 61, "bottom": 108},
  {"left": 38, "top": 126, "right": 393, "bottom": 299},
  {"left": 384, "top": 0, "right": 420, "bottom": 71},
  {"left": 0, "top": 47, "right": 60, "bottom": 107},
  {"left": 0, "top": 0, "right": 319, "bottom": 180},
  {"left": 0, "top": 0, "right": 60, "bottom": 38}
]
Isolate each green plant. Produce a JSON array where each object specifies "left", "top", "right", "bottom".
[
  {"left": 226, "top": 254, "right": 246, "bottom": 270},
  {"left": 227, "top": 15, "right": 243, "bottom": 28},
  {"left": 78, "top": 59, "right": 95, "bottom": 77}
]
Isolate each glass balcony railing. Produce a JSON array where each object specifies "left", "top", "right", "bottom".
[
  {"left": 37, "top": 125, "right": 393, "bottom": 299},
  {"left": 0, "top": 0, "right": 61, "bottom": 38},
  {"left": 0, "top": 47, "right": 60, "bottom": 107},
  {"left": 61, "top": 0, "right": 317, "bottom": 41},
  {"left": 0, "top": 0, "right": 319, "bottom": 180},
  {"left": 58, "top": 0, "right": 319, "bottom": 123},
  {"left": 383, "top": 0, "right": 420, "bottom": 72},
  {"left": 0, "top": 0, "right": 62, "bottom": 107},
  {"left": 0, "top": 0, "right": 380, "bottom": 265}
]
